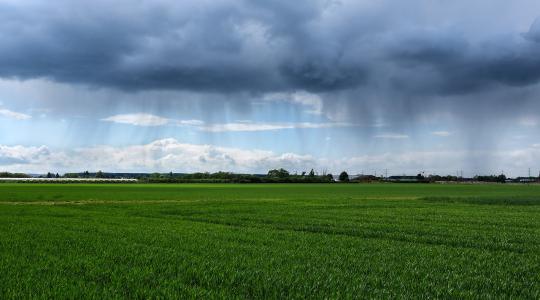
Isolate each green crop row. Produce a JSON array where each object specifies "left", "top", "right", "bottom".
[{"left": 0, "top": 183, "right": 539, "bottom": 298}]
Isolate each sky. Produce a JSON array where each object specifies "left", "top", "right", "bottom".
[{"left": 1, "top": 0, "right": 540, "bottom": 176}]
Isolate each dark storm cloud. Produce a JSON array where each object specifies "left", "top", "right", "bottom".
[
  {"left": 0, "top": 0, "right": 535, "bottom": 95},
  {"left": 1, "top": 0, "right": 540, "bottom": 109},
  {"left": 0, "top": 0, "right": 336, "bottom": 92},
  {"left": 388, "top": 26, "right": 540, "bottom": 95}
]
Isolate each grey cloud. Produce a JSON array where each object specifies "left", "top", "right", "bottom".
[
  {"left": 0, "top": 0, "right": 332, "bottom": 92},
  {"left": 525, "top": 18, "right": 540, "bottom": 42},
  {"left": 386, "top": 26, "right": 540, "bottom": 95},
  {"left": 2, "top": 0, "right": 539, "bottom": 96},
  {"left": 1, "top": 0, "right": 540, "bottom": 152}
]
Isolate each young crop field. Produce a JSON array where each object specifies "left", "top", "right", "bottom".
[{"left": 1, "top": 183, "right": 540, "bottom": 298}]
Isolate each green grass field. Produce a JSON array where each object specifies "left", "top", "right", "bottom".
[{"left": 1, "top": 183, "right": 540, "bottom": 298}]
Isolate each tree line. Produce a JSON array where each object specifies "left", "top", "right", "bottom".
[
  {"left": 1, "top": 170, "right": 536, "bottom": 184},
  {"left": 0, "top": 172, "right": 31, "bottom": 178},
  {"left": 139, "top": 169, "right": 350, "bottom": 183}
]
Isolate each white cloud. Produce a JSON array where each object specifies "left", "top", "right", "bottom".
[
  {"left": 371, "top": 122, "right": 388, "bottom": 128},
  {"left": 0, "top": 145, "right": 50, "bottom": 165},
  {"left": 1, "top": 139, "right": 540, "bottom": 177},
  {"left": 101, "top": 113, "right": 352, "bottom": 132},
  {"left": 101, "top": 113, "right": 170, "bottom": 126},
  {"left": 431, "top": 131, "right": 452, "bottom": 137},
  {"left": 374, "top": 134, "right": 409, "bottom": 139},
  {"left": 0, "top": 108, "right": 32, "bottom": 120},
  {"left": 200, "top": 122, "right": 353, "bottom": 132},
  {"left": 102, "top": 114, "right": 205, "bottom": 127},
  {"left": 176, "top": 119, "right": 205, "bottom": 126},
  {"left": 0, "top": 139, "right": 315, "bottom": 174}
]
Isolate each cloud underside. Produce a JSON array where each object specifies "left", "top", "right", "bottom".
[
  {"left": 1, "top": 1, "right": 540, "bottom": 98},
  {"left": 0, "top": 0, "right": 538, "bottom": 134},
  {"left": 1, "top": 139, "right": 539, "bottom": 176}
]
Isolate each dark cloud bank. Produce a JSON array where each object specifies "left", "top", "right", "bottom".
[{"left": 1, "top": 0, "right": 540, "bottom": 125}]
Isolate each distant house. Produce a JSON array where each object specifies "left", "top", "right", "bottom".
[
  {"left": 385, "top": 176, "right": 422, "bottom": 183},
  {"left": 350, "top": 174, "right": 381, "bottom": 182},
  {"left": 515, "top": 177, "right": 538, "bottom": 183}
]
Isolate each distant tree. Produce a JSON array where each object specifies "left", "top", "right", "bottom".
[
  {"left": 416, "top": 173, "right": 425, "bottom": 181},
  {"left": 46, "top": 172, "right": 53, "bottom": 178},
  {"left": 326, "top": 174, "right": 334, "bottom": 182},
  {"left": 301, "top": 171, "right": 306, "bottom": 176},
  {"left": 55, "top": 173, "right": 60, "bottom": 178},
  {"left": 84, "top": 171, "right": 90, "bottom": 178},
  {"left": 267, "top": 168, "right": 290, "bottom": 178},
  {"left": 308, "top": 169, "right": 315, "bottom": 177},
  {"left": 96, "top": 170, "right": 104, "bottom": 178},
  {"left": 339, "top": 171, "right": 349, "bottom": 182},
  {"left": 474, "top": 174, "right": 506, "bottom": 183}
]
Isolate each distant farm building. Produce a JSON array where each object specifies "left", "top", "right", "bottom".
[{"left": 385, "top": 176, "right": 422, "bottom": 183}]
